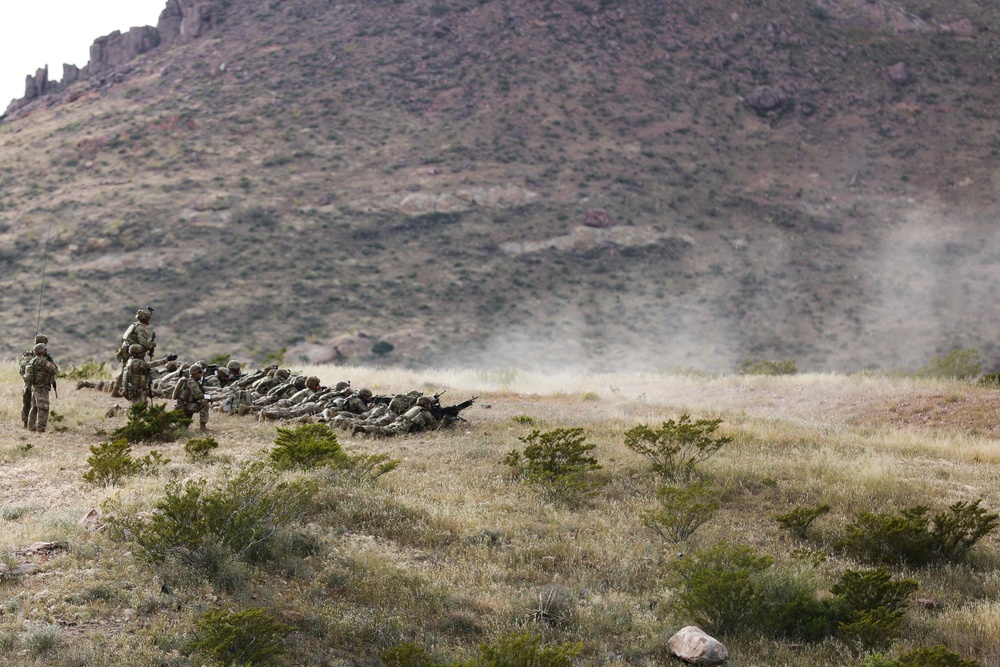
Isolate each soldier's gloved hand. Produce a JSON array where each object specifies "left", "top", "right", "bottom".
[{"left": 166, "top": 353, "right": 178, "bottom": 361}]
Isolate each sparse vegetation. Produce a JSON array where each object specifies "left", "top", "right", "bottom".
[
  {"left": 188, "top": 607, "right": 293, "bottom": 666},
  {"left": 504, "top": 427, "right": 602, "bottom": 505},
  {"left": 623, "top": 414, "right": 733, "bottom": 481},
  {"left": 83, "top": 439, "right": 170, "bottom": 486},
  {"left": 111, "top": 402, "right": 191, "bottom": 443}
]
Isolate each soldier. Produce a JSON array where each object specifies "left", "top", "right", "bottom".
[
  {"left": 19, "top": 334, "right": 51, "bottom": 428},
  {"left": 355, "top": 396, "right": 438, "bottom": 436},
  {"left": 174, "top": 363, "right": 211, "bottom": 431},
  {"left": 226, "top": 360, "right": 243, "bottom": 383},
  {"left": 114, "top": 308, "right": 156, "bottom": 397},
  {"left": 24, "top": 342, "right": 58, "bottom": 433},
  {"left": 122, "top": 344, "right": 177, "bottom": 405}
]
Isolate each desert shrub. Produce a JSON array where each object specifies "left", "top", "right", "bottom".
[
  {"left": 189, "top": 607, "right": 292, "bottom": 666},
  {"left": 737, "top": 358, "right": 797, "bottom": 375},
  {"left": 511, "top": 415, "right": 537, "bottom": 425},
  {"left": 381, "top": 642, "right": 448, "bottom": 667},
  {"left": 526, "top": 583, "right": 575, "bottom": 626},
  {"left": 669, "top": 542, "right": 836, "bottom": 640},
  {"left": 58, "top": 360, "right": 111, "bottom": 380},
  {"left": 372, "top": 340, "right": 395, "bottom": 356},
  {"left": 919, "top": 348, "right": 981, "bottom": 380},
  {"left": 263, "top": 347, "right": 287, "bottom": 366},
  {"left": 977, "top": 373, "right": 1000, "bottom": 388},
  {"left": 831, "top": 568, "right": 918, "bottom": 651},
  {"left": 776, "top": 503, "right": 831, "bottom": 539},
  {"left": 106, "top": 461, "right": 315, "bottom": 573},
  {"left": 24, "top": 623, "right": 61, "bottom": 657},
  {"left": 475, "top": 632, "right": 582, "bottom": 667},
  {"left": 271, "top": 424, "right": 349, "bottom": 470},
  {"left": 930, "top": 499, "right": 999, "bottom": 561},
  {"left": 209, "top": 353, "right": 231, "bottom": 366},
  {"left": 185, "top": 436, "right": 220, "bottom": 462},
  {"left": 837, "top": 506, "right": 934, "bottom": 566},
  {"left": 831, "top": 568, "right": 919, "bottom": 616},
  {"left": 504, "top": 427, "right": 601, "bottom": 504},
  {"left": 111, "top": 402, "right": 191, "bottom": 443},
  {"left": 623, "top": 414, "right": 732, "bottom": 481},
  {"left": 83, "top": 439, "right": 170, "bottom": 486},
  {"left": 837, "top": 501, "right": 998, "bottom": 567},
  {"left": 860, "top": 645, "right": 981, "bottom": 667},
  {"left": 668, "top": 542, "right": 774, "bottom": 635},
  {"left": 640, "top": 480, "right": 720, "bottom": 543},
  {"left": 270, "top": 424, "right": 398, "bottom": 479},
  {"left": 838, "top": 606, "right": 905, "bottom": 651}
]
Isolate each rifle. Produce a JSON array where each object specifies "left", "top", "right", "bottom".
[
  {"left": 430, "top": 396, "right": 478, "bottom": 424},
  {"left": 370, "top": 395, "right": 393, "bottom": 406},
  {"left": 148, "top": 332, "right": 156, "bottom": 359}
]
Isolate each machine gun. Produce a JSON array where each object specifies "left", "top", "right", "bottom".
[{"left": 430, "top": 393, "right": 478, "bottom": 425}]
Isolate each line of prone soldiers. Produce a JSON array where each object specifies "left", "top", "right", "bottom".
[{"left": 79, "top": 347, "right": 475, "bottom": 436}]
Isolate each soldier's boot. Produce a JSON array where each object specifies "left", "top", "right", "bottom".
[
  {"left": 199, "top": 422, "right": 209, "bottom": 431},
  {"left": 36, "top": 428, "right": 45, "bottom": 434}
]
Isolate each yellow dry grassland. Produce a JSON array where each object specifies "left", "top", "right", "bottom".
[{"left": 0, "top": 361, "right": 999, "bottom": 666}]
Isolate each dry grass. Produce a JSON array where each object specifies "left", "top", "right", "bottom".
[{"left": 1, "top": 361, "right": 999, "bottom": 666}]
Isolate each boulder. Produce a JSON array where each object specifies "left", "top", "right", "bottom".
[
  {"left": 746, "top": 86, "right": 785, "bottom": 113},
  {"left": 888, "top": 61, "right": 909, "bottom": 86},
  {"left": 668, "top": 626, "right": 728, "bottom": 665}
]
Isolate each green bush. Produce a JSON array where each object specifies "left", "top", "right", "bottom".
[
  {"left": 504, "top": 427, "right": 601, "bottom": 504},
  {"left": 111, "top": 402, "right": 191, "bottom": 443},
  {"left": 837, "top": 500, "right": 998, "bottom": 567},
  {"left": 776, "top": 503, "right": 831, "bottom": 539},
  {"left": 381, "top": 643, "right": 447, "bottom": 667},
  {"left": 668, "top": 542, "right": 774, "bottom": 635},
  {"left": 919, "top": 348, "right": 981, "bottom": 380},
  {"left": 838, "top": 606, "right": 905, "bottom": 651},
  {"left": 271, "top": 424, "right": 349, "bottom": 470},
  {"left": 475, "top": 632, "right": 582, "bottom": 667},
  {"left": 737, "top": 359, "right": 798, "bottom": 375},
  {"left": 106, "top": 462, "right": 315, "bottom": 573},
  {"left": 83, "top": 439, "right": 170, "bottom": 486},
  {"left": 185, "top": 436, "right": 220, "bottom": 462},
  {"left": 977, "top": 373, "right": 1000, "bottom": 388},
  {"left": 831, "top": 568, "right": 919, "bottom": 616},
  {"left": 58, "top": 360, "right": 111, "bottom": 380},
  {"left": 270, "top": 424, "right": 399, "bottom": 479},
  {"left": 669, "top": 543, "right": 836, "bottom": 640},
  {"left": 860, "top": 645, "right": 981, "bottom": 667},
  {"left": 623, "top": 414, "right": 732, "bottom": 481},
  {"left": 189, "top": 607, "right": 292, "bottom": 666},
  {"left": 640, "top": 480, "right": 719, "bottom": 543},
  {"left": 831, "top": 568, "right": 918, "bottom": 651}
]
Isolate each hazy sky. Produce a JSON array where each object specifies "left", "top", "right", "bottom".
[{"left": 1, "top": 0, "right": 166, "bottom": 110}]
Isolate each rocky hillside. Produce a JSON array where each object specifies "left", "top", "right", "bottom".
[{"left": 2, "top": 0, "right": 999, "bottom": 373}]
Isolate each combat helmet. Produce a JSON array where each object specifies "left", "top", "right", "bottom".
[
  {"left": 136, "top": 308, "right": 152, "bottom": 321},
  {"left": 34, "top": 334, "right": 48, "bottom": 344}
]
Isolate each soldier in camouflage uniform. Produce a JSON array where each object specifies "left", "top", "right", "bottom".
[
  {"left": 24, "top": 342, "right": 59, "bottom": 433},
  {"left": 174, "top": 364, "right": 211, "bottom": 431},
  {"left": 19, "top": 334, "right": 51, "bottom": 428},
  {"left": 113, "top": 308, "right": 156, "bottom": 397},
  {"left": 353, "top": 396, "right": 438, "bottom": 436},
  {"left": 122, "top": 344, "right": 177, "bottom": 405}
]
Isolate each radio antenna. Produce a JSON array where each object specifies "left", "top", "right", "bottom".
[{"left": 35, "top": 224, "right": 52, "bottom": 336}]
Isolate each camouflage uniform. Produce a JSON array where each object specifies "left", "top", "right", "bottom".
[
  {"left": 175, "top": 365, "right": 210, "bottom": 430},
  {"left": 24, "top": 343, "right": 58, "bottom": 432},
  {"left": 114, "top": 309, "right": 156, "bottom": 397},
  {"left": 122, "top": 344, "right": 175, "bottom": 404},
  {"left": 19, "top": 334, "right": 49, "bottom": 428}
]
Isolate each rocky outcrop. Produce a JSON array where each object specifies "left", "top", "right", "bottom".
[
  {"left": 5, "top": 0, "right": 223, "bottom": 119},
  {"left": 89, "top": 27, "right": 161, "bottom": 78},
  {"left": 158, "top": 0, "right": 220, "bottom": 46}
]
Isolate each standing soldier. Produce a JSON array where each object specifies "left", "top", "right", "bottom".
[
  {"left": 24, "top": 342, "right": 58, "bottom": 433},
  {"left": 174, "top": 364, "right": 211, "bottom": 431},
  {"left": 19, "top": 334, "right": 51, "bottom": 428},
  {"left": 113, "top": 307, "right": 156, "bottom": 397},
  {"left": 122, "top": 344, "right": 177, "bottom": 405}
]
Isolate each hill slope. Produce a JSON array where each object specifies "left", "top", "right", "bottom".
[{"left": 2, "top": 0, "right": 1000, "bottom": 372}]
